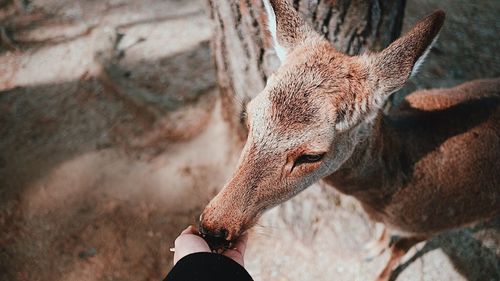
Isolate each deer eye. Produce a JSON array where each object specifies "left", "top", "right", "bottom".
[{"left": 293, "top": 153, "right": 325, "bottom": 168}]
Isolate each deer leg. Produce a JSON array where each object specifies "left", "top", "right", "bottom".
[
  {"left": 375, "top": 236, "right": 425, "bottom": 281},
  {"left": 364, "top": 224, "right": 390, "bottom": 261}
]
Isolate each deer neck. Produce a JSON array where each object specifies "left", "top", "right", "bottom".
[{"left": 324, "top": 111, "right": 401, "bottom": 204}]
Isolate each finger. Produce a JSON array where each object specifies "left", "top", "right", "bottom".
[
  {"left": 174, "top": 234, "right": 209, "bottom": 250},
  {"left": 223, "top": 248, "right": 244, "bottom": 267},
  {"left": 173, "top": 234, "right": 210, "bottom": 265},
  {"left": 180, "top": 225, "right": 198, "bottom": 235},
  {"left": 221, "top": 233, "right": 248, "bottom": 267},
  {"left": 232, "top": 233, "right": 249, "bottom": 255}
]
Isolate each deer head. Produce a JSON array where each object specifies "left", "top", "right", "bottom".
[{"left": 200, "top": 0, "right": 445, "bottom": 245}]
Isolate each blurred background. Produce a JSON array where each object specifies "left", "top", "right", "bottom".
[{"left": 0, "top": 0, "right": 499, "bottom": 280}]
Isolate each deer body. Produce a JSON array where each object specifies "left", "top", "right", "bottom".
[
  {"left": 200, "top": 0, "right": 500, "bottom": 280},
  {"left": 325, "top": 78, "right": 500, "bottom": 237}
]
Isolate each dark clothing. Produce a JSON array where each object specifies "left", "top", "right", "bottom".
[{"left": 164, "top": 252, "right": 253, "bottom": 281}]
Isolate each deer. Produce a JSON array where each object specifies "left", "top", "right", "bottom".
[{"left": 199, "top": 0, "right": 500, "bottom": 280}]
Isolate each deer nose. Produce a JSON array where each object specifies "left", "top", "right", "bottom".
[{"left": 199, "top": 223, "right": 230, "bottom": 250}]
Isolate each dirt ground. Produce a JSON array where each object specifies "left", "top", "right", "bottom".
[{"left": 0, "top": 0, "right": 499, "bottom": 281}]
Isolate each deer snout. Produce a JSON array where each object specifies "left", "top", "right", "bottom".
[
  {"left": 199, "top": 198, "right": 248, "bottom": 250},
  {"left": 199, "top": 157, "right": 269, "bottom": 249},
  {"left": 198, "top": 220, "right": 231, "bottom": 250}
]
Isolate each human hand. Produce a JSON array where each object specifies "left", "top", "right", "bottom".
[{"left": 173, "top": 225, "right": 248, "bottom": 267}]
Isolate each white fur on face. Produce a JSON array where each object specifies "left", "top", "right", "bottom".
[
  {"left": 263, "top": 0, "right": 287, "bottom": 62},
  {"left": 247, "top": 93, "right": 289, "bottom": 153}
]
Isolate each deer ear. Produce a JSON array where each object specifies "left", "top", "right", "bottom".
[
  {"left": 263, "top": 0, "right": 316, "bottom": 62},
  {"left": 369, "top": 10, "right": 445, "bottom": 95}
]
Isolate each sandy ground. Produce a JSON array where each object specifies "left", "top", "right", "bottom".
[{"left": 1, "top": 0, "right": 499, "bottom": 281}]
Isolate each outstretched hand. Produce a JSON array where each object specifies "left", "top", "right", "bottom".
[{"left": 173, "top": 225, "right": 248, "bottom": 267}]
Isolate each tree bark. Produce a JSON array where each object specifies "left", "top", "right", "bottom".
[{"left": 205, "top": 0, "right": 406, "bottom": 142}]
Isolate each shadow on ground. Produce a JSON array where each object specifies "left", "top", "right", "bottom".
[{"left": 389, "top": 218, "right": 500, "bottom": 281}]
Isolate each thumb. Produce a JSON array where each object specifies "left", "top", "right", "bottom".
[{"left": 223, "top": 233, "right": 248, "bottom": 267}]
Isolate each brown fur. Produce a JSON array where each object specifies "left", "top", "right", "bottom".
[
  {"left": 371, "top": 11, "right": 445, "bottom": 94},
  {"left": 268, "top": 0, "right": 316, "bottom": 50},
  {"left": 325, "top": 77, "right": 500, "bottom": 280},
  {"left": 201, "top": 1, "right": 499, "bottom": 280},
  {"left": 325, "top": 77, "right": 500, "bottom": 235}
]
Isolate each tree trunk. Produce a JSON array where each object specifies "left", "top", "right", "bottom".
[{"left": 205, "top": 0, "right": 406, "bottom": 142}]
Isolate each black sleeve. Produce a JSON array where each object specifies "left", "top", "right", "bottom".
[{"left": 163, "top": 252, "right": 254, "bottom": 281}]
